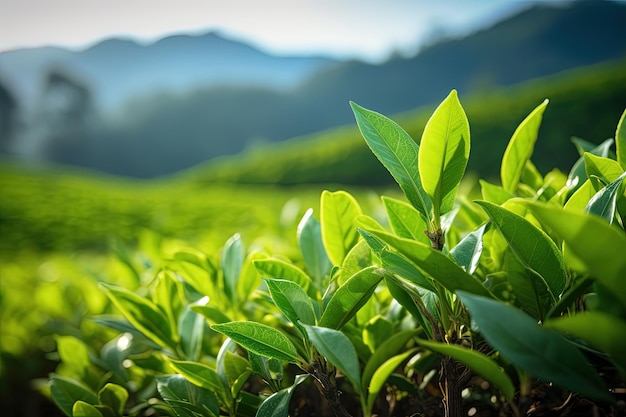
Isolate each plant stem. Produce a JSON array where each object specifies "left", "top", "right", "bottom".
[
  {"left": 425, "top": 226, "right": 469, "bottom": 416},
  {"left": 311, "top": 357, "right": 353, "bottom": 417},
  {"left": 441, "top": 355, "right": 464, "bottom": 417}
]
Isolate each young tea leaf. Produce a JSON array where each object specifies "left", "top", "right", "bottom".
[
  {"left": 156, "top": 374, "right": 220, "bottom": 417},
  {"left": 265, "top": 278, "right": 317, "bottom": 333},
  {"left": 545, "top": 311, "right": 626, "bottom": 370},
  {"left": 584, "top": 153, "right": 624, "bottom": 185},
  {"left": 319, "top": 266, "right": 383, "bottom": 330},
  {"left": 179, "top": 304, "right": 208, "bottom": 361},
  {"left": 320, "top": 190, "right": 362, "bottom": 266},
  {"left": 585, "top": 171, "right": 626, "bottom": 223},
  {"left": 254, "top": 258, "right": 313, "bottom": 296},
  {"left": 418, "top": 89, "right": 470, "bottom": 219},
  {"left": 222, "top": 350, "right": 252, "bottom": 397},
  {"left": 382, "top": 196, "right": 430, "bottom": 244},
  {"left": 98, "top": 383, "right": 129, "bottom": 416},
  {"left": 236, "top": 251, "right": 266, "bottom": 303},
  {"left": 255, "top": 374, "right": 309, "bottom": 417},
  {"left": 475, "top": 201, "right": 566, "bottom": 299},
  {"left": 450, "top": 222, "right": 488, "bottom": 274},
  {"left": 221, "top": 233, "right": 244, "bottom": 304},
  {"left": 302, "top": 324, "right": 362, "bottom": 393},
  {"left": 297, "top": 208, "right": 332, "bottom": 283},
  {"left": 72, "top": 401, "right": 103, "bottom": 417},
  {"left": 168, "top": 359, "right": 227, "bottom": 394},
  {"left": 361, "top": 329, "right": 418, "bottom": 391},
  {"left": 367, "top": 349, "right": 417, "bottom": 413},
  {"left": 211, "top": 321, "right": 299, "bottom": 363},
  {"left": 525, "top": 203, "right": 626, "bottom": 307},
  {"left": 99, "top": 283, "right": 178, "bottom": 351},
  {"left": 457, "top": 292, "right": 612, "bottom": 402},
  {"left": 360, "top": 228, "right": 493, "bottom": 298},
  {"left": 501, "top": 99, "right": 549, "bottom": 193},
  {"left": 566, "top": 138, "right": 614, "bottom": 195},
  {"left": 49, "top": 374, "right": 98, "bottom": 417},
  {"left": 479, "top": 180, "right": 515, "bottom": 205},
  {"left": 350, "top": 101, "right": 432, "bottom": 222}
]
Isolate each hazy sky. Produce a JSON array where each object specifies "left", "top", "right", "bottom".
[{"left": 1, "top": 0, "right": 575, "bottom": 61}]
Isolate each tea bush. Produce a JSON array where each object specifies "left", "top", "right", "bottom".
[{"left": 41, "top": 92, "right": 626, "bottom": 416}]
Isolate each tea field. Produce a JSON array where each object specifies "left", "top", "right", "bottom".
[{"left": 1, "top": 61, "right": 625, "bottom": 416}]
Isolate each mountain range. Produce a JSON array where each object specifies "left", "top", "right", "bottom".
[{"left": 1, "top": 0, "right": 626, "bottom": 178}]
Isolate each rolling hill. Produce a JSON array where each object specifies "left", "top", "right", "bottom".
[{"left": 1, "top": 0, "right": 625, "bottom": 178}]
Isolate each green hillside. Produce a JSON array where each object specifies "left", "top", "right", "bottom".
[{"left": 182, "top": 60, "right": 626, "bottom": 186}]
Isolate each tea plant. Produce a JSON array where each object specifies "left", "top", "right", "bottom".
[{"left": 43, "top": 93, "right": 626, "bottom": 416}]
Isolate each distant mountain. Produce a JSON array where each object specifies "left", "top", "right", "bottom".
[
  {"left": 1, "top": 0, "right": 626, "bottom": 178},
  {"left": 0, "top": 31, "right": 338, "bottom": 112},
  {"left": 294, "top": 0, "right": 626, "bottom": 121}
]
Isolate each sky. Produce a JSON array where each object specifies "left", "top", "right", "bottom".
[{"left": 0, "top": 0, "right": 576, "bottom": 62}]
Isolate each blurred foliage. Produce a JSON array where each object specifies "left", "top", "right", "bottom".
[{"left": 184, "top": 61, "right": 626, "bottom": 185}]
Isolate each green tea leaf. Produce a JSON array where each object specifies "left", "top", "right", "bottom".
[
  {"left": 254, "top": 259, "right": 312, "bottom": 295},
  {"left": 297, "top": 208, "right": 332, "bottom": 283},
  {"left": 320, "top": 190, "right": 362, "bottom": 266},
  {"left": 168, "top": 359, "right": 226, "bottom": 394},
  {"left": 211, "top": 321, "right": 298, "bottom": 363},
  {"left": 179, "top": 304, "right": 208, "bottom": 361},
  {"left": 450, "top": 223, "right": 488, "bottom": 274},
  {"left": 545, "top": 312, "right": 626, "bottom": 370},
  {"left": 585, "top": 171, "right": 626, "bottom": 223},
  {"left": 236, "top": 251, "right": 266, "bottom": 303},
  {"left": 475, "top": 201, "right": 566, "bottom": 299},
  {"left": 361, "top": 329, "right": 418, "bottom": 391},
  {"left": 457, "top": 292, "right": 612, "bottom": 402},
  {"left": 378, "top": 249, "right": 435, "bottom": 293},
  {"left": 359, "top": 228, "right": 492, "bottom": 297},
  {"left": 584, "top": 153, "right": 624, "bottom": 184},
  {"left": 521, "top": 160, "right": 544, "bottom": 191},
  {"left": 55, "top": 335, "right": 91, "bottom": 379},
  {"left": 98, "top": 383, "right": 128, "bottom": 416},
  {"left": 156, "top": 374, "right": 220, "bottom": 417},
  {"left": 418, "top": 89, "right": 470, "bottom": 218},
  {"left": 479, "top": 180, "right": 514, "bottom": 205},
  {"left": 501, "top": 249, "right": 552, "bottom": 320},
  {"left": 303, "top": 324, "right": 362, "bottom": 392},
  {"left": 526, "top": 203, "right": 626, "bottom": 307},
  {"left": 319, "top": 266, "right": 383, "bottom": 330},
  {"left": 363, "top": 315, "right": 394, "bottom": 352},
  {"left": 350, "top": 101, "right": 432, "bottom": 222},
  {"left": 337, "top": 239, "right": 373, "bottom": 286},
  {"left": 50, "top": 374, "right": 98, "bottom": 417},
  {"left": 382, "top": 196, "right": 429, "bottom": 243},
  {"left": 255, "top": 374, "right": 308, "bottom": 417},
  {"left": 72, "top": 401, "right": 103, "bottom": 417},
  {"left": 616, "top": 108, "right": 626, "bottom": 169},
  {"left": 221, "top": 233, "right": 244, "bottom": 303},
  {"left": 501, "top": 99, "right": 549, "bottom": 193},
  {"left": 222, "top": 351, "right": 252, "bottom": 397},
  {"left": 385, "top": 276, "right": 436, "bottom": 339},
  {"left": 265, "top": 278, "right": 317, "bottom": 333},
  {"left": 174, "top": 248, "right": 215, "bottom": 274},
  {"left": 100, "top": 283, "right": 178, "bottom": 350},
  {"left": 154, "top": 271, "right": 183, "bottom": 337},
  {"left": 567, "top": 138, "right": 614, "bottom": 195},
  {"left": 417, "top": 339, "right": 515, "bottom": 400},
  {"left": 248, "top": 352, "right": 283, "bottom": 388},
  {"left": 564, "top": 180, "right": 595, "bottom": 212},
  {"left": 367, "top": 349, "right": 417, "bottom": 412}
]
